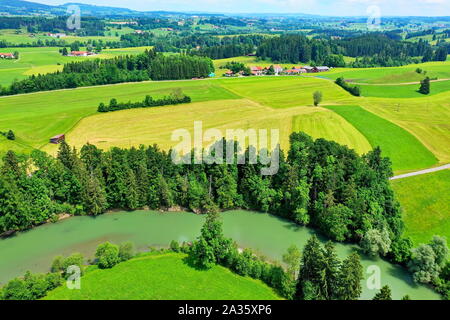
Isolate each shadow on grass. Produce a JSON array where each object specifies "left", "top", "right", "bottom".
[{"left": 182, "top": 253, "right": 209, "bottom": 271}]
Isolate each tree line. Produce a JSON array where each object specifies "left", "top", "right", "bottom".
[
  {"left": 256, "top": 34, "right": 443, "bottom": 67},
  {"left": 0, "top": 16, "right": 106, "bottom": 36},
  {"left": 189, "top": 43, "right": 254, "bottom": 60},
  {"left": 0, "top": 49, "right": 214, "bottom": 96},
  {"left": 97, "top": 91, "right": 192, "bottom": 113},
  {"left": 335, "top": 77, "right": 361, "bottom": 96}
]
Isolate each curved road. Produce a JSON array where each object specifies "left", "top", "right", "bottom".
[{"left": 390, "top": 164, "right": 450, "bottom": 180}]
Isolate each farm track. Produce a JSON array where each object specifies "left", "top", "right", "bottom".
[
  {"left": 390, "top": 164, "right": 450, "bottom": 180},
  {"left": 349, "top": 78, "right": 450, "bottom": 86}
]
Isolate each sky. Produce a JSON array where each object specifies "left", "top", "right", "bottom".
[{"left": 34, "top": 0, "right": 450, "bottom": 16}]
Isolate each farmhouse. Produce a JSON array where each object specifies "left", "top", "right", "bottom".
[
  {"left": 273, "top": 65, "right": 283, "bottom": 75},
  {"left": 315, "top": 66, "right": 330, "bottom": 72},
  {"left": 0, "top": 53, "right": 14, "bottom": 59},
  {"left": 302, "top": 66, "right": 315, "bottom": 73},
  {"left": 250, "top": 66, "right": 264, "bottom": 76},
  {"left": 283, "top": 67, "right": 306, "bottom": 75},
  {"left": 301, "top": 66, "right": 331, "bottom": 73},
  {"left": 109, "top": 21, "right": 138, "bottom": 26},
  {"left": 50, "top": 134, "right": 65, "bottom": 144},
  {"left": 69, "top": 51, "right": 96, "bottom": 57},
  {"left": 47, "top": 33, "right": 67, "bottom": 38}
]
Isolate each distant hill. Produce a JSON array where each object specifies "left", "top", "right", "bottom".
[
  {"left": 0, "top": 0, "right": 202, "bottom": 17},
  {"left": 0, "top": 0, "right": 57, "bottom": 15}
]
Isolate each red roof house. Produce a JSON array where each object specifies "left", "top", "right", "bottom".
[{"left": 0, "top": 53, "right": 14, "bottom": 59}]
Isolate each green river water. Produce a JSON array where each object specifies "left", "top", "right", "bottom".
[{"left": 0, "top": 210, "right": 440, "bottom": 300}]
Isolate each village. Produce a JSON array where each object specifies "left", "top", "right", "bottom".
[{"left": 224, "top": 64, "right": 331, "bottom": 77}]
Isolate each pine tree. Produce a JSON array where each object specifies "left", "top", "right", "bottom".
[
  {"left": 81, "top": 171, "right": 107, "bottom": 215},
  {"left": 372, "top": 285, "right": 392, "bottom": 300},
  {"left": 323, "top": 241, "right": 341, "bottom": 299},
  {"left": 337, "top": 252, "right": 363, "bottom": 300},
  {"left": 296, "top": 236, "right": 327, "bottom": 300}
]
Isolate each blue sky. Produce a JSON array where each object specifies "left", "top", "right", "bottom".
[{"left": 35, "top": 0, "right": 450, "bottom": 16}]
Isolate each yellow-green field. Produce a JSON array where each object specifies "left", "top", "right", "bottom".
[
  {"left": 44, "top": 99, "right": 372, "bottom": 155},
  {"left": 0, "top": 66, "right": 449, "bottom": 173},
  {"left": 0, "top": 46, "right": 153, "bottom": 86},
  {"left": 391, "top": 170, "right": 450, "bottom": 245}
]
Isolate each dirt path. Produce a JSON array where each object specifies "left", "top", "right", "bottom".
[
  {"left": 390, "top": 164, "right": 450, "bottom": 180},
  {"left": 349, "top": 78, "right": 450, "bottom": 86}
]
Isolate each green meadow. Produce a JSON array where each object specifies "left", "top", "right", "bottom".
[
  {"left": 0, "top": 46, "right": 153, "bottom": 87},
  {"left": 0, "top": 80, "right": 238, "bottom": 149},
  {"left": 44, "top": 252, "right": 282, "bottom": 300},
  {"left": 391, "top": 170, "right": 450, "bottom": 245},
  {"left": 360, "top": 80, "right": 450, "bottom": 98},
  {"left": 0, "top": 73, "right": 447, "bottom": 175},
  {"left": 320, "top": 60, "right": 450, "bottom": 84},
  {"left": 325, "top": 105, "right": 438, "bottom": 172},
  {"left": 219, "top": 76, "right": 350, "bottom": 108},
  {"left": 0, "top": 29, "right": 120, "bottom": 45}
]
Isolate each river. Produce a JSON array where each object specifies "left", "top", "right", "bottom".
[{"left": 0, "top": 210, "right": 440, "bottom": 300}]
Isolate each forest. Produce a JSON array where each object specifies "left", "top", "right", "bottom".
[
  {"left": 0, "top": 49, "right": 214, "bottom": 95},
  {"left": 256, "top": 34, "right": 447, "bottom": 66},
  {"left": 0, "top": 16, "right": 106, "bottom": 36}
]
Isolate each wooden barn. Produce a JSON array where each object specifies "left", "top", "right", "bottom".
[{"left": 50, "top": 134, "right": 65, "bottom": 144}]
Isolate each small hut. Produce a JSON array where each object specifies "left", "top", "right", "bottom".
[{"left": 50, "top": 134, "right": 65, "bottom": 144}]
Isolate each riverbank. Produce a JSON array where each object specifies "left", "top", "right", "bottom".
[{"left": 0, "top": 209, "right": 441, "bottom": 300}]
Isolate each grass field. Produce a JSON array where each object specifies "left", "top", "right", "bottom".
[
  {"left": 45, "top": 99, "right": 373, "bottom": 155},
  {"left": 292, "top": 109, "right": 372, "bottom": 153},
  {"left": 0, "top": 80, "right": 238, "bottom": 150},
  {"left": 44, "top": 252, "right": 282, "bottom": 300},
  {"left": 325, "top": 105, "right": 438, "bottom": 172},
  {"left": 360, "top": 80, "right": 450, "bottom": 98},
  {"left": 0, "top": 29, "right": 120, "bottom": 45},
  {"left": 320, "top": 60, "right": 450, "bottom": 84},
  {"left": 0, "top": 46, "right": 152, "bottom": 87},
  {"left": 219, "top": 76, "right": 350, "bottom": 108},
  {"left": 0, "top": 74, "right": 448, "bottom": 173},
  {"left": 359, "top": 91, "right": 450, "bottom": 164},
  {"left": 391, "top": 170, "right": 450, "bottom": 245}
]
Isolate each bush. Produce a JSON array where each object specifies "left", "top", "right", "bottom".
[
  {"left": 170, "top": 240, "right": 181, "bottom": 252},
  {"left": 51, "top": 253, "right": 84, "bottom": 278},
  {"left": 118, "top": 242, "right": 135, "bottom": 261},
  {"left": 95, "top": 242, "right": 120, "bottom": 269},
  {"left": 313, "top": 91, "right": 323, "bottom": 106},
  {"left": 61, "top": 253, "right": 84, "bottom": 277},
  {"left": 6, "top": 130, "right": 15, "bottom": 141},
  {"left": 1, "top": 271, "right": 62, "bottom": 300},
  {"left": 335, "top": 77, "right": 361, "bottom": 96}
]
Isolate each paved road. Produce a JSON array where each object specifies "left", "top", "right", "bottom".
[{"left": 390, "top": 164, "right": 450, "bottom": 180}]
